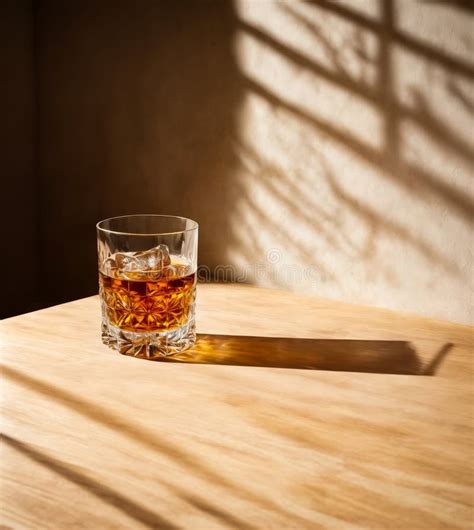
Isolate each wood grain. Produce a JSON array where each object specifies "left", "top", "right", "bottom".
[{"left": 1, "top": 284, "right": 473, "bottom": 529}]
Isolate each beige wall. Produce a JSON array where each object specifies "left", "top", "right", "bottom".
[
  {"left": 1, "top": 1, "right": 38, "bottom": 318},
  {"left": 36, "top": 1, "right": 473, "bottom": 322},
  {"left": 230, "top": 0, "right": 474, "bottom": 323}
]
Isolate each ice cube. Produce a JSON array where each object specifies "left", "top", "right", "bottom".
[
  {"left": 132, "top": 244, "right": 171, "bottom": 272},
  {"left": 104, "top": 244, "right": 171, "bottom": 280},
  {"left": 114, "top": 252, "right": 139, "bottom": 272},
  {"left": 102, "top": 256, "right": 119, "bottom": 277}
]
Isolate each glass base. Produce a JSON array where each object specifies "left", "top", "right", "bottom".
[{"left": 101, "top": 317, "right": 196, "bottom": 360}]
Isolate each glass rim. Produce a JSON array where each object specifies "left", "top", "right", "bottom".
[{"left": 96, "top": 214, "right": 198, "bottom": 236}]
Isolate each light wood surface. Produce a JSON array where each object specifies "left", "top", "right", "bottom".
[{"left": 1, "top": 284, "right": 473, "bottom": 529}]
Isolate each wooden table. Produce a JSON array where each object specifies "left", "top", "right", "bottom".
[{"left": 1, "top": 284, "right": 473, "bottom": 529}]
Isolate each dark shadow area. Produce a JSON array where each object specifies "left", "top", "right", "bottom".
[
  {"left": 1, "top": 433, "right": 177, "bottom": 529},
  {"left": 1, "top": 2, "right": 39, "bottom": 319},
  {"left": 158, "top": 335, "right": 453, "bottom": 375},
  {"left": 35, "top": 0, "right": 244, "bottom": 308}
]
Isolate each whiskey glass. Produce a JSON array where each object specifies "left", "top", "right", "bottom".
[{"left": 97, "top": 215, "right": 198, "bottom": 359}]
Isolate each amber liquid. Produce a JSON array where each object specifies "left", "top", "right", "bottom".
[{"left": 100, "top": 267, "right": 196, "bottom": 333}]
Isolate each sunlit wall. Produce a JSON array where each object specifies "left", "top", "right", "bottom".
[{"left": 228, "top": 0, "right": 473, "bottom": 323}]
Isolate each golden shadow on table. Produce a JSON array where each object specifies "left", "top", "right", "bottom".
[{"left": 158, "top": 334, "right": 453, "bottom": 375}]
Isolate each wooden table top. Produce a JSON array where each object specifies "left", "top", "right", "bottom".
[{"left": 1, "top": 284, "right": 473, "bottom": 529}]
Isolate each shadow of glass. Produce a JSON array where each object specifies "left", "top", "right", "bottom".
[
  {"left": 1, "top": 434, "right": 177, "bottom": 529},
  {"left": 158, "top": 335, "right": 452, "bottom": 376}
]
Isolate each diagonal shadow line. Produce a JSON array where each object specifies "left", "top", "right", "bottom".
[
  {"left": 240, "top": 132, "right": 459, "bottom": 274},
  {"left": 0, "top": 365, "right": 315, "bottom": 527},
  {"left": 235, "top": 192, "right": 336, "bottom": 280},
  {"left": 238, "top": 16, "right": 473, "bottom": 211},
  {"left": 304, "top": 0, "right": 387, "bottom": 32},
  {"left": 402, "top": 91, "right": 474, "bottom": 164},
  {"left": 319, "top": 160, "right": 462, "bottom": 275},
  {"left": 447, "top": 79, "right": 474, "bottom": 113},
  {"left": 161, "top": 481, "right": 253, "bottom": 530},
  {"left": 236, "top": 145, "right": 348, "bottom": 254},
  {"left": 0, "top": 434, "right": 177, "bottom": 530},
  {"left": 281, "top": 3, "right": 349, "bottom": 74},
  {"left": 426, "top": 0, "right": 474, "bottom": 13},
  {"left": 244, "top": 75, "right": 474, "bottom": 220},
  {"left": 235, "top": 138, "right": 365, "bottom": 253},
  {"left": 237, "top": 19, "right": 379, "bottom": 105},
  {"left": 218, "top": 162, "right": 336, "bottom": 281},
  {"left": 306, "top": 0, "right": 474, "bottom": 79},
  {"left": 0, "top": 365, "right": 231, "bottom": 490},
  {"left": 244, "top": 2, "right": 474, "bottom": 164}
]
